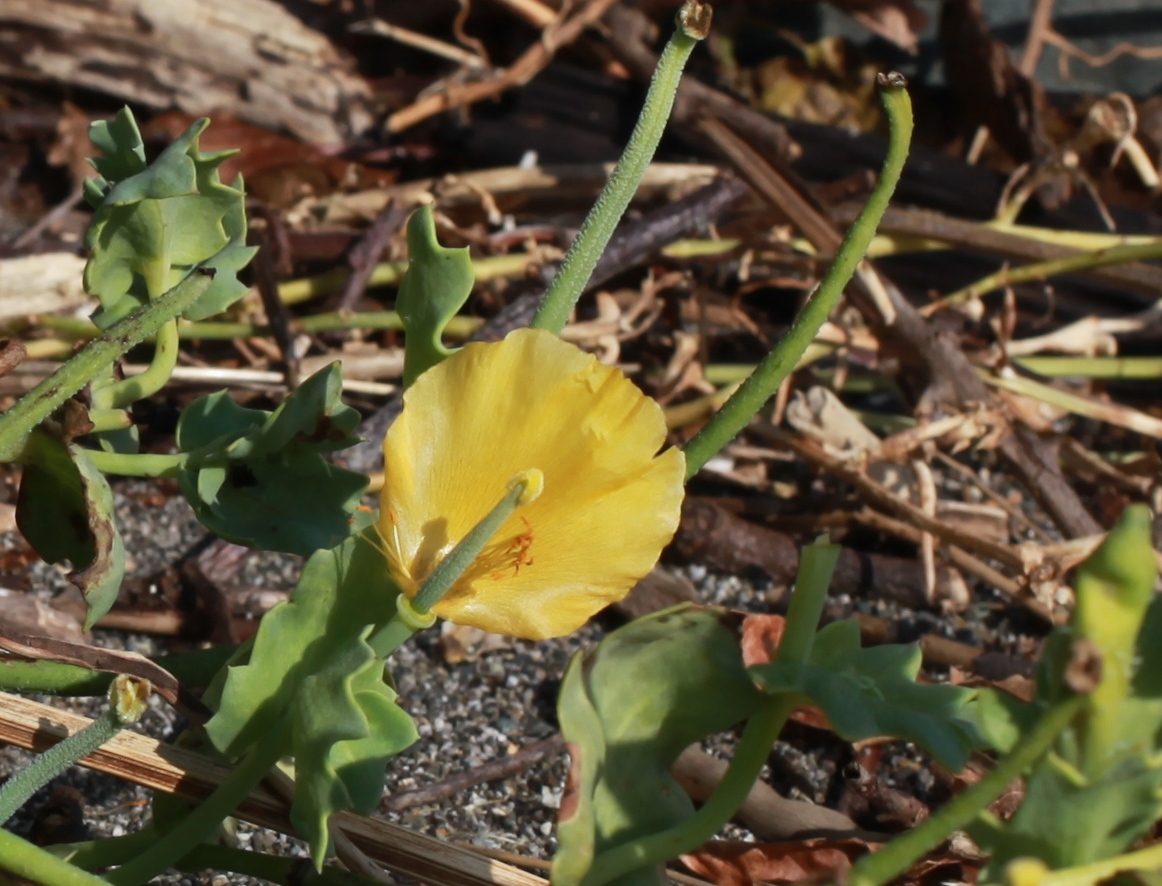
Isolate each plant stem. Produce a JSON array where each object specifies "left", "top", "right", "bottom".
[
  {"left": 846, "top": 694, "right": 1086, "bottom": 886},
  {"left": 934, "top": 239, "right": 1162, "bottom": 311},
  {"left": 532, "top": 1, "right": 712, "bottom": 334},
  {"left": 0, "top": 828, "right": 112, "bottom": 886},
  {"left": 772, "top": 536, "right": 841, "bottom": 665},
  {"left": 85, "top": 408, "right": 133, "bottom": 433},
  {"left": 583, "top": 697, "right": 796, "bottom": 886},
  {"left": 96, "top": 318, "right": 180, "bottom": 408},
  {"left": 82, "top": 448, "right": 187, "bottom": 478},
  {"left": 681, "top": 74, "right": 913, "bottom": 479},
  {"left": 103, "top": 723, "right": 290, "bottom": 886},
  {"left": 0, "top": 676, "right": 149, "bottom": 825},
  {"left": 581, "top": 537, "right": 840, "bottom": 886},
  {"left": 0, "top": 644, "right": 240, "bottom": 697},
  {"left": 33, "top": 310, "right": 484, "bottom": 347},
  {"left": 0, "top": 268, "right": 215, "bottom": 462}
]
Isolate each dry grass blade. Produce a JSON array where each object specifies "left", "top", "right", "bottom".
[{"left": 0, "top": 691, "right": 548, "bottom": 886}]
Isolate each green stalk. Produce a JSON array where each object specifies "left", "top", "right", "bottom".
[
  {"left": 103, "top": 721, "right": 291, "bottom": 886},
  {"left": 532, "top": 1, "right": 712, "bottom": 334},
  {"left": 0, "top": 268, "right": 215, "bottom": 462},
  {"left": 95, "top": 318, "right": 181, "bottom": 408},
  {"left": 0, "top": 676, "right": 150, "bottom": 824},
  {"left": 581, "top": 538, "right": 841, "bottom": 886},
  {"left": 935, "top": 239, "right": 1162, "bottom": 310},
  {"left": 681, "top": 75, "right": 913, "bottom": 479},
  {"left": 32, "top": 310, "right": 483, "bottom": 346},
  {"left": 82, "top": 448, "right": 187, "bottom": 478},
  {"left": 846, "top": 694, "right": 1086, "bottom": 886},
  {"left": 0, "top": 643, "right": 240, "bottom": 697},
  {"left": 0, "top": 828, "right": 112, "bottom": 886}
]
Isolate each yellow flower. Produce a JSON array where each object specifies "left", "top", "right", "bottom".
[{"left": 379, "top": 328, "right": 685, "bottom": 640}]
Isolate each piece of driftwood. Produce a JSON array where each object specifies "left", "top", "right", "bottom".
[{"left": 0, "top": 0, "right": 372, "bottom": 144}]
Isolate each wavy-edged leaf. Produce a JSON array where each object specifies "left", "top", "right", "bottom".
[
  {"left": 291, "top": 632, "right": 417, "bottom": 868},
  {"left": 177, "top": 365, "right": 367, "bottom": 555},
  {"left": 554, "top": 605, "right": 765, "bottom": 886},
  {"left": 83, "top": 108, "right": 254, "bottom": 324},
  {"left": 180, "top": 453, "right": 366, "bottom": 556},
  {"left": 751, "top": 620, "right": 980, "bottom": 772},
  {"left": 397, "top": 204, "right": 475, "bottom": 386},
  {"left": 205, "top": 530, "right": 399, "bottom": 757}
]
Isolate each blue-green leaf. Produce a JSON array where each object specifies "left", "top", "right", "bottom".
[
  {"left": 750, "top": 619, "right": 981, "bottom": 772},
  {"left": 397, "top": 205, "right": 475, "bottom": 386},
  {"left": 554, "top": 605, "right": 765, "bottom": 886}
]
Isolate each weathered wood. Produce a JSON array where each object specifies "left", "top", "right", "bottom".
[{"left": 0, "top": 0, "right": 373, "bottom": 144}]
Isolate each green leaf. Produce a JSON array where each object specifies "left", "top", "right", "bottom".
[
  {"left": 291, "top": 632, "right": 417, "bottom": 868},
  {"left": 554, "top": 605, "right": 765, "bottom": 886},
  {"left": 971, "top": 752, "right": 1162, "bottom": 875},
  {"left": 180, "top": 453, "right": 367, "bottom": 556},
  {"left": 750, "top": 620, "right": 981, "bottom": 772},
  {"left": 83, "top": 108, "right": 255, "bottom": 323},
  {"left": 15, "top": 431, "right": 125, "bottom": 629},
  {"left": 227, "top": 364, "right": 361, "bottom": 460},
  {"left": 205, "top": 529, "right": 400, "bottom": 756},
  {"left": 176, "top": 390, "right": 267, "bottom": 452},
  {"left": 397, "top": 205, "right": 475, "bottom": 386},
  {"left": 206, "top": 530, "right": 416, "bottom": 867},
  {"left": 176, "top": 365, "right": 368, "bottom": 555}
]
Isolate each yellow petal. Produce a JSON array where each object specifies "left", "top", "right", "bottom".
[{"left": 380, "top": 328, "right": 685, "bottom": 639}]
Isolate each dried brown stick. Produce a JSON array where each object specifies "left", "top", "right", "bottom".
[
  {"left": 331, "top": 200, "right": 410, "bottom": 313},
  {"left": 384, "top": 737, "right": 565, "bottom": 812},
  {"left": 762, "top": 429, "right": 1026, "bottom": 570},
  {"left": 673, "top": 499, "right": 969, "bottom": 611},
  {"left": 251, "top": 228, "right": 301, "bottom": 388},
  {"left": 387, "top": 0, "right": 620, "bottom": 133},
  {"left": 671, "top": 746, "right": 873, "bottom": 842}
]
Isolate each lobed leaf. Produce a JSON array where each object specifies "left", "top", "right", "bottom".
[
  {"left": 554, "top": 605, "right": 765, "bottom": 886},
  {"left": 750, "top": 619, "right": 981, "bottom": 772},
  {"left": 83, "top": 108, "right": 256, "bottom": 325},
  {"left": 397, "top": 204, "right": 475, "bottom": 387},
  {"left": 205, "top": 529, "right": 416, "bottom": 867},
  {"left": 176, "top": 364, "right": 367, "bottom": 555}
]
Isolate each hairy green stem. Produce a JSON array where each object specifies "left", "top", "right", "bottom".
[
  {"left": 104, "top": 723, "right": 290, "bottom": 886},
  {"left": 532, "top": 1, "right": 711, "bottom": 333},
  {"left": 681, "top": 75, "right": 913, "bottom": 479},
  {"left": 581, "top": 538, "right": 840, "bottom": 886},
  {"left": 846, "top": 694, "right": 1086, "bottom": 886},
  {"left": 0, "top": 269, "right": 215, "bottom": 462},
  {"left": 0, "top": 828, "right": 112, "bottom": 886},
  {"left": 0, "top": 676, "right": 149, "bottom": 825}
]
